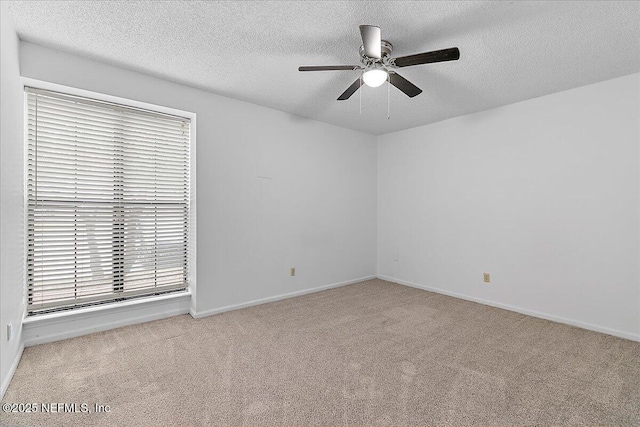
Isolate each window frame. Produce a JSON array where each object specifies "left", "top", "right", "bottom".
[{"left": 22, "top": 78, "right": 197, "bottom": 319}]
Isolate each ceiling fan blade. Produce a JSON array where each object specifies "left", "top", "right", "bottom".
[
  {"left": 359, "top": 25, "right": 381, "bottom": 59},
  {"left": 299, "top": 65, "right": 361, "bottom": 72},
  {"left": 337, "top": 78, "right": 364, "bottom": 101},
  {"left": 389, "top": 73, "right": 422, "bottom": 98},
  {"left": 393, "top": 47, "right": 460, "bottom": 68}
]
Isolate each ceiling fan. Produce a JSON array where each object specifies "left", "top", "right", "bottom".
[{"left": 299, "top": 25, "right": 460, "bottom": 101}]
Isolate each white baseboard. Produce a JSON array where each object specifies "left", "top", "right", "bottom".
[
  {"left": 22, "top": 292, "right": 192, "bottom": 347},
  {"left": 190, "top": 275, "right": 377, "bottom": 319},
  {"left": 378, "top": 275, "right": 640, "bottom": 342},
  {"left": 1, "top": 342, "right": 24, "bottom": 400}
]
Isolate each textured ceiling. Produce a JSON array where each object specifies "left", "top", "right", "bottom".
[{"left": 7, "top": 1, "right": 640, "bottom": 135}]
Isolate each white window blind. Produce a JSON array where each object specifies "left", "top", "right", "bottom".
[{"left": 26, "top": 87, "right": 190, "bottom": 314}]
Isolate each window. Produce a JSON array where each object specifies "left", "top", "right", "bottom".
[{"left": 26, "top": 87, "right": 191, "bottom": 314}]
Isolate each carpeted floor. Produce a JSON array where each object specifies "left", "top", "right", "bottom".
[{"left": 1, "top": 279, "right": 639, "bottom": 426}]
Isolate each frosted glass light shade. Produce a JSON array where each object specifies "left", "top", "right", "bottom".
[{"left": 362, "top": 69, "right": 388, "bottom": 87}]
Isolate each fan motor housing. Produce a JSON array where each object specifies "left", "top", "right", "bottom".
[{"left": 360, "top": 40, "right": 393, "bottom": 60}]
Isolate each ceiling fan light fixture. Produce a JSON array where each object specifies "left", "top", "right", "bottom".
[
  {"left": 362, "top": 67, "right": 388, "bottom": 87},
  {"left": 299, "top": 24, "right": 459, "bottom": 101}
]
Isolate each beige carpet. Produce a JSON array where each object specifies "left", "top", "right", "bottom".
[{"left": 1, "top": 279, "right": 639, "bottom": 426}]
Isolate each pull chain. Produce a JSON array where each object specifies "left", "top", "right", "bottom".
[
  {"left": 387, "top": 74, "right": 390, "bottom": 120},
  {"left": 359, "top": 74, "right": 362, "bottom": 115}
]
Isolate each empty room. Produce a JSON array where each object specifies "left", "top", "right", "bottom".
[{"left": 1, "top": 1, "right": 639, "bottom": 426}]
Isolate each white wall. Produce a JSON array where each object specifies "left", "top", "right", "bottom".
[
  {"left": 378, "top": 73, "right": 640, "bottom": 340},
  {"left": 1, "top": 2, "right": 25, "bottom": 397},
  {"left": 18, "top": 43, "right": 378, "bottom": 314}
]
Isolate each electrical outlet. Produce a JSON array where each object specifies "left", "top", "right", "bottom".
[
  {"left": 483, "top": 273, "right": 491, "bottom": 283},
  {"left": 6, "top": 323, "right": 12, "bottom": 341},
  {"left": 290, "top": 267, "right": 295, "bottom": 277}
]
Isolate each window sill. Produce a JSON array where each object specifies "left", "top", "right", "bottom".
[{"left": 22, "top": 290, "right": 191, "bottom": 346}]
